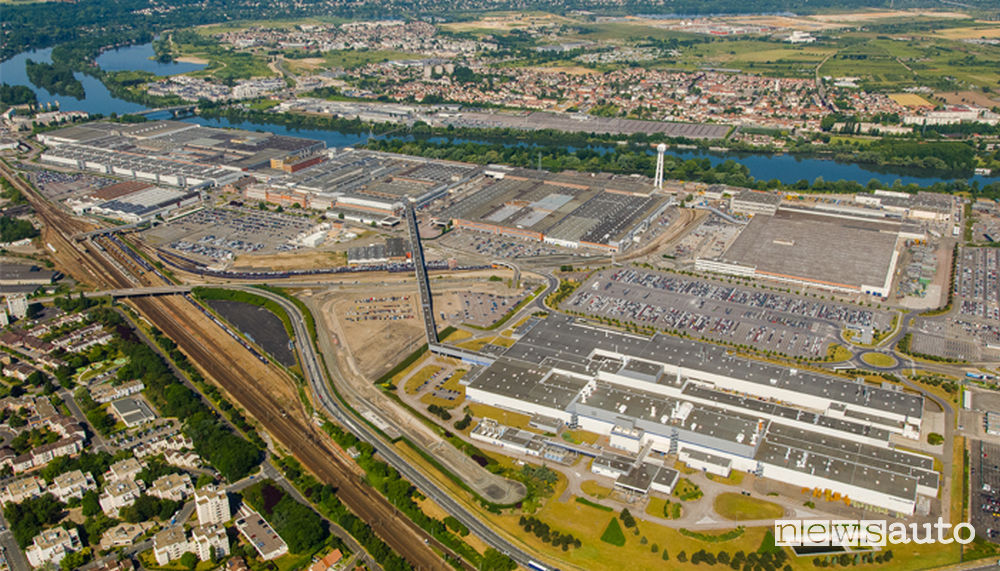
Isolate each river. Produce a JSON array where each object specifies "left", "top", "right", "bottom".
[{"left": 1, "top": 42, "right": 996, "bottom": 186}]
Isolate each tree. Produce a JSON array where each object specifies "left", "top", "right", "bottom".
[
  {"left": 480, "top": 548, "right": 517, "bottom": 571},
  {"left": 4, "top": 494, "right": 64, "bottom": 548},
  {"left": 59, "top": 547, "right": 91, "bottom": 571},
  {"left": 81, "top": 490, "right": 101, "bottom": 517},
  {"left": 620, "top": 507, "right": 636, "bottom": 528},
  {"left": 179, "top": 551, "right": 198, "bottom": 570},
  {"left": 196, "top": 473, "right": 215, "bottom": 488}
]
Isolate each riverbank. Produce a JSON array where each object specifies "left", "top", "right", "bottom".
[{"left": 3, "top": 41, "right": 999, "bottom": 192}]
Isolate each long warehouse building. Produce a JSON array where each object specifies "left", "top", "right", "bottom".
[{"left": 463, "top": 315, "right": 934, "bottom": 516}]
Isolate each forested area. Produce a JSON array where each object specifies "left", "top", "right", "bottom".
[
  {"left": 24, "top": 60, "right": 85, "bottom": 99},
  {"left": 0, "top": 84, "right": 37, "bottom": 106},
  {"left": 0, "top": 216, "right": 38, "bottom": 243}
]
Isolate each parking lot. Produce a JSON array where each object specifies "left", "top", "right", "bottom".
[
  {"left": 440, "top": 230, "right": 566, "bottom": 259},
  {"left": 566, "top": 268, "right": 892, "bottom": 358},
  {"left": 972, "top": 440, "right": 1000, "bottom": 543},
  {"left": 143, "top": 206, "right": 319, "bottom": 263},
  {"left": 27, "top": 168, "right": 110, "bottom": 201},
  {"left": 451, "top": 289, "right": 530, "bottom": 328},
  {"left": 344, "top": 295, "right": 415, "bottom": 323},
  {"left": 956, "top": 247, "right": 1000, "bottom": 320}
]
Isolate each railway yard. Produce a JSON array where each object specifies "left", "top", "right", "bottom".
[{"left": 0, "top": 160, "right": 457, "bottom": 571}]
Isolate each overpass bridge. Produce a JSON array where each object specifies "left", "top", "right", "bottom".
[
  {"left": 405, "top": 204, "right": 439, "bottom": 345},
  {"left": 133, "top": 105, "right": 198, "bottom": 117},
  {"left": 490, "top": 260, "right": 521, "bottom": 288},
  {"left": 73, "top": 221, "right": 150, "bottom": 241}
]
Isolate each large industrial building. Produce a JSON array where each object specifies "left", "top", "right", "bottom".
[
  {"left": 440, "top": 166, "right": 671, "bottom": 252},
  {"left": 259, "top": 148, "right": 479, "bottom": 213},
  {"left": 696, "top": 208, "right": 924, "bottom": 298},
  {"left": 38, "top": 121, "right": 323, "bottom": 188},
  {"left": 88, "top": 186, "right": 200, "bottom": 223},
  {"left": 462, "top": 315, "right": 935, "bottom": 516}
]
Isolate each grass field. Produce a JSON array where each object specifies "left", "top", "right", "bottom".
[
  {"left": 676, "top": 39, "right": 834, "bottom": 77},
  {"left": 861, "top": 352, "right": 898, "bottom": 368},
  {"left": 600, "top": 517, "right": 626, "bottom": 546},
  {"left": 175, "top": 40, "right": 274, "bottom": 81},
  {"left": 673, "top": 478, "right": 703, "bottom": 501},
  {"left": 646, "top": 496, "right": 682, "bottom": 520},
  {"left": 581, "top": 480, "right": 613, "bottom": 499},
  {"left": 713, "top": 493, "right": 785, "bottom": 521},
  {"left": 388, "top": 353, "right": 430, "bottom": 386},
  {"left": 934, "top": 24, "right": 1000, "bottom": 40},
  {"left": 826, "top": 343, "right": 853, "bottom": 362},
  {"left": 562, "top": 429, "right": 601, "bottom": 445},
  {"left": 322, "top": 49, "right": 427, "bottom": 69},
  {"left": 442, "top": 328, "right": 473, "bottom": 343},
  {"left": 706, "top": 470, "right": 745, "bottom": 486},
  {"left": 395, "top": 437, "right": 965, "bottom": 571},
  {"left": 889, "top": 93, "right": 934, "bottom": 107}
]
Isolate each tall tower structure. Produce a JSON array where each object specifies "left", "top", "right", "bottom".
[{"left": 654, "top": 143, "right": 666, "bottom": 190}]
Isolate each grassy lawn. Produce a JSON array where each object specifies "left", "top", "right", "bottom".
[
  {"left": 706, "top": 470, "right": 744, "bottom": 486},
  {"left": 419, "top": 391, "right": 464, "bottom": 410},
  {"left": 184, "top": 47, "right": 274, "bottom": 81},
  {"left": 468, "top": 402, "right": 533, "bottom": 429},
  {"left": 646, "top": 496, "right": 682, "bottom": 520},
  {"left": 673, "top": 478, "right": 703, "bottom": 501},
  {"left": 442, "top": 328, "right": 473, "bottom": 343},
  {"left": 388, "top": 352, "right": 430, "bottom": 386},
  {"left": 600, "top": 517, "right": 626, "bottom": 546},
  {"left": 456, "top": 336, "right": 498, "bottom": 352},
  {"left": 826, "top": 343, "right": 853, "bottom": 362},
  {"left": 953, "top": 435, "right": 966, "bottom": 526},
  {"left": 713, "top": 493, "right": 785, "bottom": 521},
  {"left": 562, "top": 429, "right": 601, "bottom": 445},
  {"left": 581, "top": 480, "right": 613, "bottom": 499},
  {"left": 673, "top": 461, "right": 697, "bottom": 475},
  {"left": 403, "top": 365, "right": 441, "bottom": 395},
  {"left": 645, "top": 496, "right": 666, "bottom": 519},
  {"left": 394, "top": 436, "right": 963, "bottom": 571},
  {"left": 246, "top": 98, "right": 279, "bottom": 110},
  {"left": 861, "top": 352, "right": 898, "bottom": 368}
]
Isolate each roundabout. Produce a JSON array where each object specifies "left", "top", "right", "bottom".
[{"left": 859, "top": 351, "right": 899, "bottom": 370}]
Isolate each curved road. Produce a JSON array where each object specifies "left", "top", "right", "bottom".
[{"left": 233, "top": 285, "right": 549, "bottom": 570}]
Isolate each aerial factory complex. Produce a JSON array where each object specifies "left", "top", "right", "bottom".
[{"left": 2, "top": 3, "right": 1000, "bottom": 571}]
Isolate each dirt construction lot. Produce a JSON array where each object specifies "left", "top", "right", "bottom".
[{"left": 311, "top": 273, "right": 526, "bottom": 379}]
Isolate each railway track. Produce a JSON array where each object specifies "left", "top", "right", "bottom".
[{"left": 2, "top": 162, "right": 456, "bottom": 570}]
